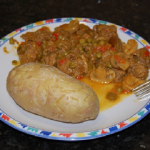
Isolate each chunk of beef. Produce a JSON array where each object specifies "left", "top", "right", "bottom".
[
  {"left": 21, "top": 26, "right": 52, "bottom": 42},
  {"left": 17, "top": 41, "right": 42, "bottom": 64},
  {"left": 109, "top": 36, "right": 123, "bottom": 52},
  {"left": 132, "top": 47, "right": 150, "bottom": 68},
  {"left": 56, "top": 53, "right": 89, "bottom": 77},
  {"left": 128, "top": 63, "right": 148, "bottom": 79},
  {"left": 77, "top": 24, "right": 90, "bottom": 36},
  {"left": 93, "top": 24, "right": 118, "bottom": 40},
  {"left": 55, "top": 39, "right": 72, "bottom": 51},
  {"left": 54, "top": 26, "right": 70, "bottom": 39},
  {"left": 41, "top": 53, "right": 57, "bottom": 66},
  {"left": 62, "top": 20, "right": 79, "bottom": 34},
  {"left": 42, "top": 40, "right": 55, "bottom": 55},
  {"left": 113, "top": 69, "right": 126, "bottom": 82},
  {"left": 102, "top": 51, "right": 111, "bottom": 62}
]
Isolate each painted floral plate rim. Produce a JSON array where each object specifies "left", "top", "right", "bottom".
[{"left": 0, "top": 17, "right": 150, "bottom": 141}]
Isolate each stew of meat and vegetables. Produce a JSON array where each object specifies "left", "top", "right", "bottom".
[{"left": 16, "top": 20, "right": 150, "bottom": 100}]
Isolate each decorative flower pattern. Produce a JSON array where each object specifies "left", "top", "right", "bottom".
[{"left": 0, "top": 18, "right": 150, "bottom": 141}]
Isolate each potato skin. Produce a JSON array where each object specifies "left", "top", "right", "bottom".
[{"left": 7, "top": 63, "right": 99, "bottom": 123}]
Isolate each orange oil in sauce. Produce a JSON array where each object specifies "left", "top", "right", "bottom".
[
  {"left": 3, "top": 47, "right": 9, "bottom": 53},
  {"left": 12, "top": 60, "right": 20, "bottom": 66},
  {"left": 80, "top": 77, "right": 132, "bottom": 112}
]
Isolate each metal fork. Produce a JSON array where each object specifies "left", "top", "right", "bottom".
[{"left": 132, "top": 79, "right": 150, "bottom": 101}]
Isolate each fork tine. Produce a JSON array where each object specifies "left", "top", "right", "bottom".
[
  {"left": 138, "top": 94, "right": 150, "bottom": 101},
  {"left": 132, "top": 79, "right": 150, "bottom": 101},
  {"left": 136, "top": 89, "right": 150, "bottom": 99},
  {"left": 133, "top": 84, "right": 150, "bottom": 96},
  {"left": 133, "top": 79, "right": 150, "bottom": 91}
]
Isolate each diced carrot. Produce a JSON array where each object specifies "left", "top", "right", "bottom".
[
  {"left": 36, "top": 41, "right": 41, "bottom": 46},
  {"left": 53, "top": 32, "right": 59, "bottom": 40},
  {"left": 76, "top": 75, "right": 83, "bottom": 80},
  {"left": 59, "top": 59, "right": 66, "bottom": 65},
  {"left": 145, "top": 50, "right": 150, "bottom": 57},
  {"left": 114, "top": 55, "right": 126, "bottom": 63}
]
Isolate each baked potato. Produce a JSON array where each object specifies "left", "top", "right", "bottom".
[{"left": 6, "top": 63, "right": 99, "bottom": 123}]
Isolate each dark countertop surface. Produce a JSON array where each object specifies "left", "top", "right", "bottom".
[{"left": 0, "top": 0, "right": 150, "bottom": 149}]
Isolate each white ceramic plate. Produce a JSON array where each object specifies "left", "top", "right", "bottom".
[{"left": 0, "top": 18, "right": 150, "bottom": 141}]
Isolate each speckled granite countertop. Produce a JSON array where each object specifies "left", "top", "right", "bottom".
[{"left": 0, "top": 0, "right": 150, "bottom": 149}]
